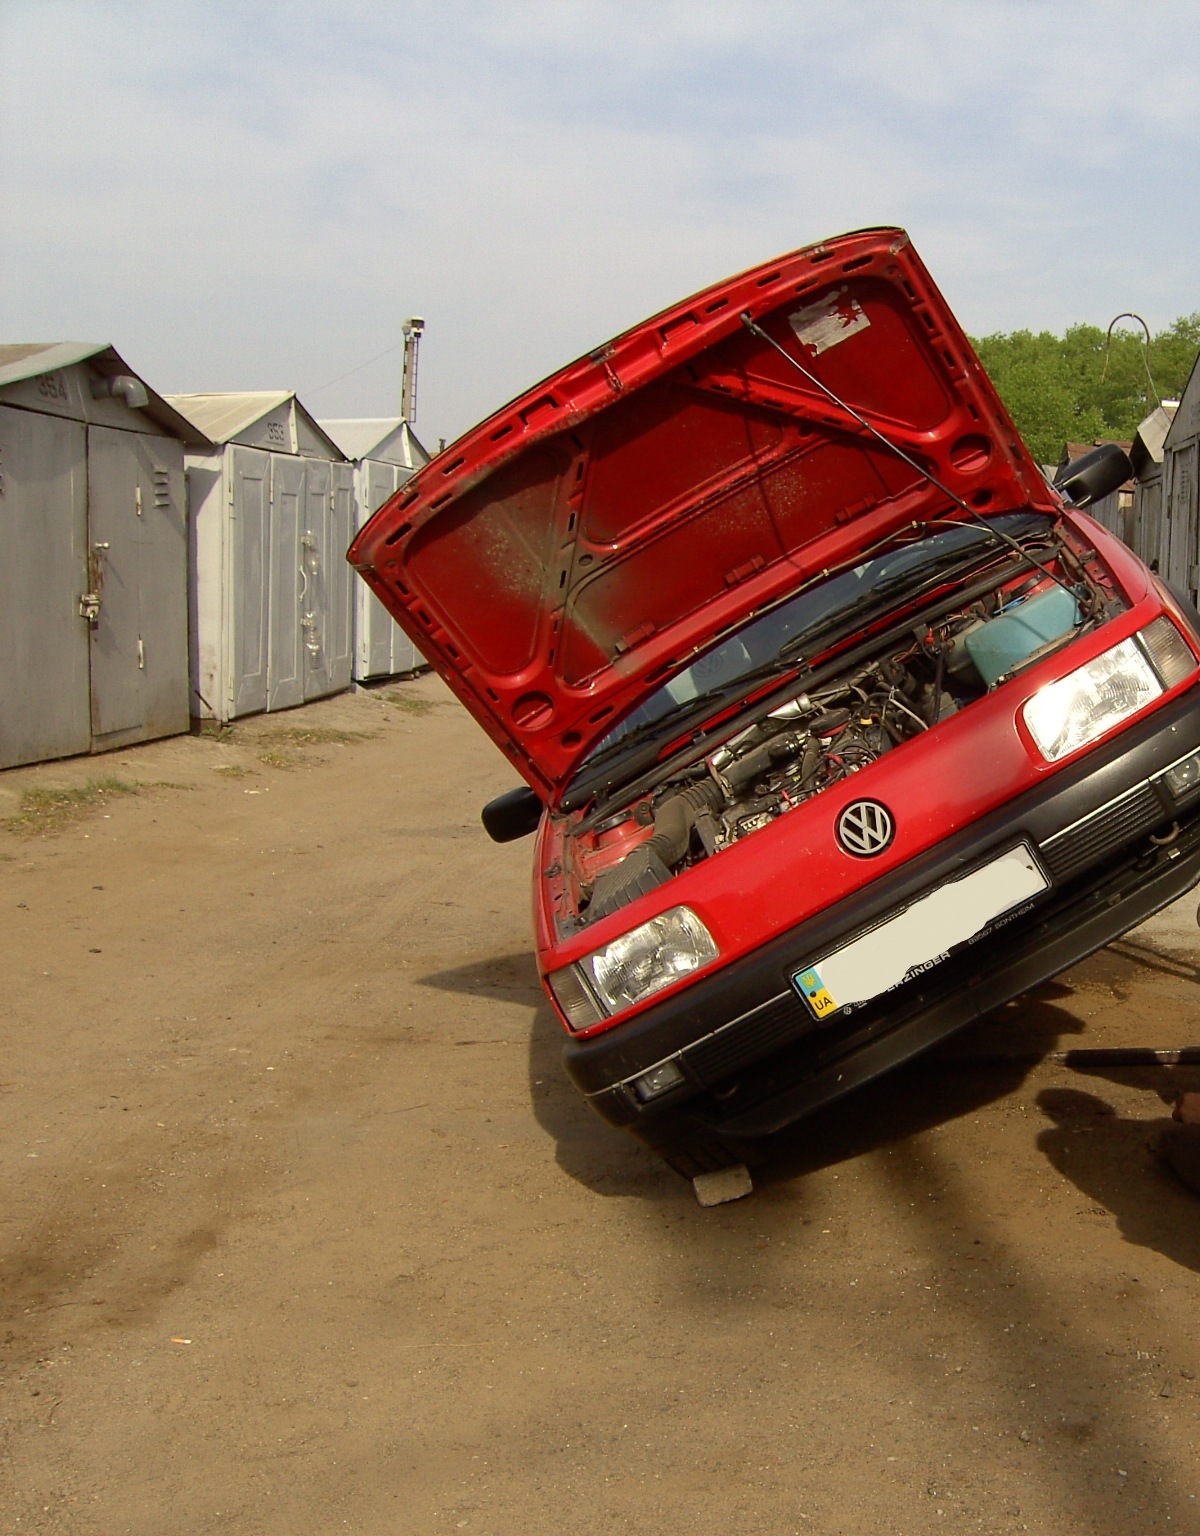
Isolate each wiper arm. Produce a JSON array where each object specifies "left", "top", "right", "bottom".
[
  {"left": 588, "top": 539, "right": 1027, "bottom": 782},
  {"left": 582, "top": 684, "right": 751, "bottom": 773},
  {"left": 775, "top": 542, "right": 1015, "bottom": 661},
  {"left": 566, "top": 548, "right": 1047, "bottom": 817},
  {"left": 776, "top": 596, "right": 882, "bottom": 660},
  {"left": 574, "top": 649, "right": 812, "bottom": 796}
]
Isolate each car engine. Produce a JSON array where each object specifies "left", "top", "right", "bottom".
[{"left": 565, "top": 554, "right": 1112, "bottom": 928}]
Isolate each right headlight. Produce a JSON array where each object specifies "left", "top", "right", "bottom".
[
  {"left": 1022, "top": 617, "right": 1194, "bottom": 763},
  {"left": 547, "top": 906, "right": 719, "bottom": 1031}
]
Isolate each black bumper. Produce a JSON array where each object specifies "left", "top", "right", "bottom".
[{"left": 562, "top": 688, "right": 1200, "bottom": 1151}]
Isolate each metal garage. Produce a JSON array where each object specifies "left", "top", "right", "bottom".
[
  {"left": 1158, "top": 364, "right": 1200, "bottom": 608},
  {"left": 318, "top": 417, "right": 430, "bottom": 680},
  {"left": 1129, "top": 404, "right": 1177, "bottom": 572},
  {"left": 167, "top": 392, "right": 354, "bottom": 721},
  {"left": 0, "top": 342, "right": 207, "bottom": 770}
]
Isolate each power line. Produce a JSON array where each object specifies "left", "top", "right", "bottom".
[{"left": 305, "top": 341, "right": 405, "bottom": 397}]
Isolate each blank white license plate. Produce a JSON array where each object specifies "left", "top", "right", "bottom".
[{"left": 792, "top": 843, "right": 1049, "bottom": 1020}]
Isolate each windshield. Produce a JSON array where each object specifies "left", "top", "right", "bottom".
[{"left": 583, "top": 512, "right": 1054, "bottom": 766}]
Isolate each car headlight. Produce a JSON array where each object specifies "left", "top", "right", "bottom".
[
  {"left": 1022, "top": 618, "right": 1194, "bottom": 762},
  {"left": 547, "top": 906, "right": 719, "bottom": 1031}
]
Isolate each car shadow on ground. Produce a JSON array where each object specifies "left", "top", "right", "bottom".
[
  {"left": 418, "top": 954, "right": 1199, "bottom": 1231},
  {"left": 417, "top": 951, "right": 663, "bottom": 1193},
  {"left": 1106, "top": 934, "right": 1200, "bottom": 987},
  {"left": 506, "top": 965, "right": 1092, "bottom": 1198},
  {"left": 750, "top": 989, "right": 1084, "bottom": 1187},
  {"left": 1034, "top": 1073, "right": 1200, "bottom": 1274},
  {"left": 417, "top": 950, "right": 546, "bottom": 1005}
]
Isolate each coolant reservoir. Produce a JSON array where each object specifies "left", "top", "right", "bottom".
[{"left": 965, "top": 585, "right": 1081, "bottom": 687}]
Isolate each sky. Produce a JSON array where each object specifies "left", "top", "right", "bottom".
[{"left": 4, "top": 0, "right": 1200, "bottom": 448}]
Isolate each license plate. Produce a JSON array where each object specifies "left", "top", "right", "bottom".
[{"left": 792, "top": 843, "right": 1049, "bottom": 1020}]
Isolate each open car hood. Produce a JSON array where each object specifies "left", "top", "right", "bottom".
[{"left": 349, "top": 227, "right": 1057, "bottom": 802}]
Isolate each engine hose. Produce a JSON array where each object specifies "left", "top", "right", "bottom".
[
  {"left": 930, "top": 643, "right": 946, "bottom": 725},
  {"left": 720, "top": 731, "right": 808, "bottom": 794},
  {"left": 587, "top": 779, "right": 724, "bottom": 922},
  {"left": 647, "top": 780, "right": 724, "bottom": 866}
]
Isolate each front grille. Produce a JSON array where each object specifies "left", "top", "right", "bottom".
[
  {"left": 684, "top": 992, "right": 816, "bottom": 1085},
  {"left": 681, "top": 780, "right": 1172, "bottom": 1091},
  {"left": 1039, "top": 782, "right": 1166, "bottom": 883}
]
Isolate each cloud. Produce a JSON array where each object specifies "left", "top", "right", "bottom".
[{"left": 3, "top": 0, "right": 1199, "bottom": 443}]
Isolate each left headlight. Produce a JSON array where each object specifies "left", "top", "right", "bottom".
[
  {"left": 547, "top": 906, "right": 719, "bottom": 1031},
  {"left": 1023, "top": 617, "right": 1194, "bottom": 763}
]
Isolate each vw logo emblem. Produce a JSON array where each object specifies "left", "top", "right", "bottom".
[{"left": 837, "top": 799, "right": 894, "bottom": 857}]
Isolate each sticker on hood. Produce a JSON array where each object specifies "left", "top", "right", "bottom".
[{"left": 788, "top": 288, "right": 871, "bottom": 354}]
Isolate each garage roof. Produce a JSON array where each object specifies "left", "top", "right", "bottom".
[{"left": 0, "top": 342, "right": 212, "bottom": 445}]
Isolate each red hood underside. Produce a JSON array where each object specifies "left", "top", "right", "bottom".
[{"left": 348, "top": 227, "right": 1056, "bottom": 801}]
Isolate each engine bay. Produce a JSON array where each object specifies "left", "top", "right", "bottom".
[{"left": 560, "top": 517, "right": 1119, "bottom": 930}]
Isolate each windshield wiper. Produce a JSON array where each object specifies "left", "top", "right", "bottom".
[
  {"left": 582, "top": 539, "right": 1035, "bottom": 785},
  {"left": 585, "top": 621, "right": 828, "bottom": 772},
  {"left": 776, "top": 541, "right": 1017, "bottom": 661},
  {"left": 566, "top": 548, "right": 1049, "bottom": 816}
]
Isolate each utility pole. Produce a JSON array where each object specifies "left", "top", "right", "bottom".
[{"left": 401, "top": 317, "right": 425, "bottom": 423}]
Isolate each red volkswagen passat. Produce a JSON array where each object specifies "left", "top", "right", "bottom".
[{"left": 350, "top": 228, "right": 1200, "bottom": 1192}]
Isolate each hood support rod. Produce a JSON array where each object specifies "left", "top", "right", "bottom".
[{"left": 739, "top": 312, "right": 1079, "bottom": 603}]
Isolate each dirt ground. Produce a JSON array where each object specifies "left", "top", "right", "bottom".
[{"left": 2, "top": 672, "right": 1200, "bottom": 1536}]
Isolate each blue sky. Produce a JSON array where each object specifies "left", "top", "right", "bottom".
[{"left": 4, "top": 1, "right": 1199, "bottom": 445}]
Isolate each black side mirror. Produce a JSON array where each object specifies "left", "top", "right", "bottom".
[
  {"left": 481, "top": 785, "right": 544, "bottom": 843},
  {"left": 1054, "top": 442, "right": 1133, "bottom": 508}
]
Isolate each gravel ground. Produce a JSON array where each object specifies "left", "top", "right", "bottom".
[{"left": 2, "top": 673, "right": 1199, "bottom": 1535}]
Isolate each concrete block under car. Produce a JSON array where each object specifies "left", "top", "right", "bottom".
[{"left": 692, "top": 1164, "right": 754, "bottom": 1206}]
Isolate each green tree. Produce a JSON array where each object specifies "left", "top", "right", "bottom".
[{"left": 969, "top": 317, "right": 1200, "bottom": 465}]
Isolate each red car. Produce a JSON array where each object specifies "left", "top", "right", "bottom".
[{"left": 350, "top": 228, "right": 1200, "bottom": 1195}]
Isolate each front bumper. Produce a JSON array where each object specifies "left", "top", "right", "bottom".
[{"left": 561, "top": 688, "right": 1200, "bottom": 1150}]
